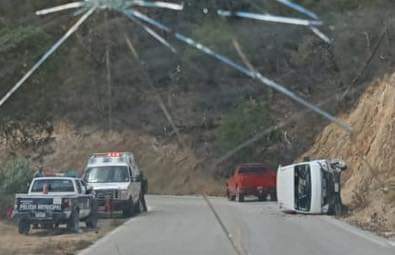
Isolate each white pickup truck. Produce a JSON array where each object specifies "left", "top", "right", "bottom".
[
  {"left": 13, "top": 177, "right": 97, "bottom": 234},
  {"left": 83, "top": 152, "right": 147, "bottom": 217},
  {"left": 277, "top": 159, "right": 347, "bottom": 215}
]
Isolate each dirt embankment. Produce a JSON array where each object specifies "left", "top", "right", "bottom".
[
  {"left": 304, "top": 73, "right": 395, "bottom": 234},
  {"left": 0, "top": 121, "right": 223, "bottom": 196}
]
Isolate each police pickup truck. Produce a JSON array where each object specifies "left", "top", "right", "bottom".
[
  {"left": 13, "top": 177, "right": 97, "bottom": 234},
  {"left": 83, "top": 152, "right": 147, "bottom": 217}
]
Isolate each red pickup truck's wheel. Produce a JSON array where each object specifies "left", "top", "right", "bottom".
[
  {"left": 236, "top": 188, "right": 244, "bottom": 202},
  {"left": 258, "top": 194, "right": 266, "bottom": 201},
  {"left": 226, "top": 189, "right": 235, "bottom": 201}
]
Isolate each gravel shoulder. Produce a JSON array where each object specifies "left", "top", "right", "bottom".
[{"left": 0, "top": 216, "right": 126, "bottom": 255}]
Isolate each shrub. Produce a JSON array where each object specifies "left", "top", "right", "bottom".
[
  {"left": 0, "top": 156, "right": 33, "bottom": 195},
  {"left": 0, "top": 156, "right": 33, "bottom": 219},
  {"left": 215, "top": 97, "right": 280, "bottom": 167}
]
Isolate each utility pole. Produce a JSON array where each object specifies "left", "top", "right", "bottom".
[{"left": 105, "top": 11, "right": 113, "bottom": 132}]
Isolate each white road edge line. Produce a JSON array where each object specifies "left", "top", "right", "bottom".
[
  {"left": 320, "top": 216, "right": 394, "bottom": 248},
  {"left": 78, "top": 217, "right": 138, "bottom": 255}
]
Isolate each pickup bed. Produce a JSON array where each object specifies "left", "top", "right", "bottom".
[
  {"left": 226, "top": 163, "right": 276, "bottom": 202},
  {"left": 13, "top": 177, "right": 97, "bottom": 234}
]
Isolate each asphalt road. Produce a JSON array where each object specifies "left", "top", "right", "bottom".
[{"left": 80, "top": 195, "right": 395, "bottom": 255}]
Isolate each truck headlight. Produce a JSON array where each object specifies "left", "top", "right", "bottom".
[{"left": 120, "top": 190, "right": 129, "bottom": 200}]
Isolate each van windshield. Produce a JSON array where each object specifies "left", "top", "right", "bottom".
[
  {"left": 84, "top": 166, "right": 130, "bottom": 183},
  {"left": 294, "top": 164, "right": 311, "bottom": 212}
]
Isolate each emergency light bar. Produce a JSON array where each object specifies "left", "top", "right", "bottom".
[
  {"left": 108, "top": 152, "right": 122, "bottom": 157},
  {"left": 91, "top": 152, "right": 123, "bottom": 158},
  {"left": 88, "top": 152, "right": 128, "bottom": 164}
]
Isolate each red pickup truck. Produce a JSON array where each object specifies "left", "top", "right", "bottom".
[{"left": 226, "top": 163, "right": 276, "bottom": 202}]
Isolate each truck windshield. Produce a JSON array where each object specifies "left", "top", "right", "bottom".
[
  {"left": 31, "top": 179, "right": 74, "bottom": 193},
  {"left": 84, "top": 166, "right": 130, "bottom": 183},
  {"left": 294, "top": 164, "right": 311, "bottom": 212}
]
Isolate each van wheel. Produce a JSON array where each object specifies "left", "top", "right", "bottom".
[
  {"left": 334, "top": 202, "right": 343, "bottom": 216},
  {"left": 258, "top": 194, "right": 266, "bottom": 201},
  {"left": 18, "top": 219, "right": 30, "bottom": 235},
  {"left": 67, "top": 209, "right": 80, "bottom": 233}
]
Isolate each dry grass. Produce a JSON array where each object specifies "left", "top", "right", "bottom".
[
  {"left": 0, "top": 218, "right": 125, "bottom": 255},
  {"left": 303, "top": 73, "right": 395, "bottom": 233}
]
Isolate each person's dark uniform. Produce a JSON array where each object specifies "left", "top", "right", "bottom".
[
  {"left": 34, "top": 168, "right": 44, "bottom": 178},
  {"left": 141, "top": 173, "right": 148, "bottom": 212},
  {"left": 32, "top": 168, "right": 44, "bottom": 229}
]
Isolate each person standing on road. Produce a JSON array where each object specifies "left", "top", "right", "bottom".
[
  {"left": 32, "top": 166, "right": 45, "bottom": 230},
  {"left": 141, "top": 173, "right": 148, "bottom": 212}
]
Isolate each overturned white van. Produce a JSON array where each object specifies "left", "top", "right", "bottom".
[{"left": 277, "top": 159, "right": 347, "bottom": 215}]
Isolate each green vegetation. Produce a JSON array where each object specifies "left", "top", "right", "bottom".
[
  {"left": 216, "top": 97, "right": 280, "bottom": 166},
  {"left": 0, "top": 26, "right": 49, "bottom": 54},
  {"left": 0, "top": 25, "right": 63, "bottom": 121},
  {"left": 0, "top": 156, "right": 33, "bottom": 218},
  {"left": 181, "top": 18, "right": 237, "bottom": 69},
  {"left": 0, "top": 156, "right": 32, "bottom": 194}
]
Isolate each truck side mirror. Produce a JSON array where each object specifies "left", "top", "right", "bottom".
[{"left": 132, "top": 175, "right": 142, "bottom": 182}]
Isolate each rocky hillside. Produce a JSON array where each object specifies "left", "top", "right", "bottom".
[
  {"left": 0, "top": 0, "right": 394, "bottom": 186},
  {"left": 304, "top": 73, "right": 395, "bottom": 234}
]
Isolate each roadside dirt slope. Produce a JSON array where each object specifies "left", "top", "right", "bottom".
[
  {"left": 32, "top": 121, "right": 222, "bottom": 196},
  {"left": 304, "top": 73, "right": 395, "bottom": 234}
]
